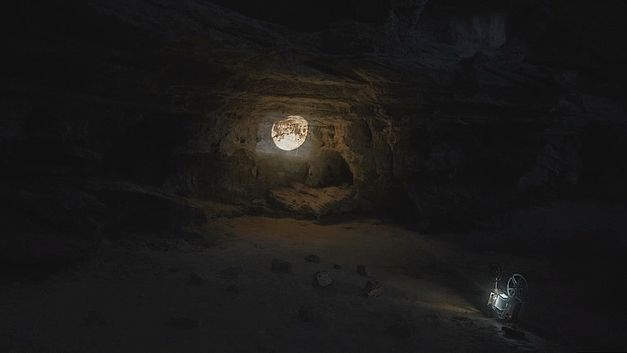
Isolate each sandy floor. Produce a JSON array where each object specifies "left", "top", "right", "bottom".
[{"left": 0, "top": 216, "right": 599, "bottom": 352}]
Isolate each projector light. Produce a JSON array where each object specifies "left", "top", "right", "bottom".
[{"left": 271, "top": 115, "right": 308, "bottom": 151}]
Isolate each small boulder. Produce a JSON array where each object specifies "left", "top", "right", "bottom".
[
  {"left": 313, "top": 271, "right": 333, "bottom": 287},
  {"left": 363, "top": 280, "right": 384, "bottom": 297}
]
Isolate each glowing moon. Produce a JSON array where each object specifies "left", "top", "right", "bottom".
[{"left": 271, "top": 115, "right": 308, "bottom": 151}]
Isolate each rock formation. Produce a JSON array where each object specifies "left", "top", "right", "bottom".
[{"left": 2, "top": 0, "right": 626, "bottom": 265}]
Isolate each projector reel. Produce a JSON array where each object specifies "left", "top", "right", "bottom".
[{"left": 506, "top": 273, "right": 528, "bottom": 302}]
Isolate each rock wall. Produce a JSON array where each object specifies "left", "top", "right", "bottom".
[{"left": 2, "top": 0, "right": 627, "bottom": 265}]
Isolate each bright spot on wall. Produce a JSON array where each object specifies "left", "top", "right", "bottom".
[{"left": 271, "top": 115, "right": 308, "bottom": 151}]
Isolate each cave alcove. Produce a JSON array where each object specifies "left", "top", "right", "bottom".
[{"left": 306, "top": 148, "right": 354, "bottom": 187}]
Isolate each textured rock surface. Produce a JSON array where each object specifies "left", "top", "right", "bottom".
[{"left": 2, "top": 0, "right": 627, "bottom": 266}]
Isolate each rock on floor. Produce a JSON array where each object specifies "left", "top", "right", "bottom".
[
  {"left": 313, "top": 271, "right": 333, "bottom": 287},
  {"left": 363, "top": 280, "right": 384, "bottom": 297}
]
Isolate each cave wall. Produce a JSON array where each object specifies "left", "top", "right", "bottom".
[{"left": 2, "top": 0, "right": 627, "bottom": 265}]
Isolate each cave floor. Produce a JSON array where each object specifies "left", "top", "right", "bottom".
[{"left": 0, "top": 216, "right": 596, "bottom": 352}]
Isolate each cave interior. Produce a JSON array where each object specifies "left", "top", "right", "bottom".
[{"left": 1, "top": 0, "right": 626, "bottom": 352}]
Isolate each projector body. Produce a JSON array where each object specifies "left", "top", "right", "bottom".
[
  {"left": 488, "top": 289, "right": 522, "bottom": 321},
  {"left": 487, "top": 271, "right": 527, "bottom": 322}
]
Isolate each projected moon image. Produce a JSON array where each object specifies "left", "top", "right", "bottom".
[{"left": 271, "top": 115, "right": 308, "bottom": 151}]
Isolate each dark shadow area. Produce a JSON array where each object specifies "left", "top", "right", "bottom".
[
  {"left": 307, "top": 149, "right": 353, "bottom": 187},
  {"left": 210, "top": 0, "right": 390, "bottom": 31}
]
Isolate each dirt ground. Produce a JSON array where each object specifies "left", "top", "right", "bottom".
[{"left": 0, "top": 215, "right": 620, "bottom": 352}]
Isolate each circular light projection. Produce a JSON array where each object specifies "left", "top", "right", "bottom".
[{"left": 271, "top": 115, "right": 308, "bottom": 151}]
